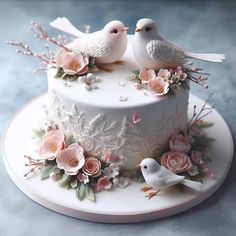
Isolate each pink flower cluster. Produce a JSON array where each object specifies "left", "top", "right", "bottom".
[
  {"left": 38, "top": 128, "right": 123, "bottom": 192},
  {"left": 160, "top": 133, "right": 193, "bottom": 174},
  {"left": 137, "top": 67, "right": 188, "bottom": 96},
  {"left": 55, "top": 49, "right": 89, "bottom": 76}
]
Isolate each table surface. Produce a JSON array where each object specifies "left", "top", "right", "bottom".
[{"left": 0, "top": 0, "right": 235, "bottom": 235}]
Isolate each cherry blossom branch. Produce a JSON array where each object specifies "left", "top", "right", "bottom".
[
  {"left": 30, "top": 21, "right": 71, "bottom": 52},
  {"left": 5, "top": 41, "right": 53, "bottom": 64},
  {"left": 187, "top": 92, "right": 214, "bottom": 131},
  {"left": 24, "top": 155, "right": 45, "bottom": 177}
]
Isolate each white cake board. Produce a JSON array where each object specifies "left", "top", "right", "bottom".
[{"left": 2, "top": 93, "right": 234, "bottom": 223}]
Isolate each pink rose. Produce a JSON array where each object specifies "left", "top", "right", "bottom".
[
  {"left": 169, "top": 134, "right": 191, "bottom": 153},
  {"left": 94, "top": 176, "right": 112, "bottom": 192},
  {"left": 55, "top": 49, "right": 89, "bottom": 75},
  {"left": 148, "top": 77, "right": 169, "bottom": 96},
  {"left": 139, "top": 68, "right": 156, "bottom": 83},
  {"left": 161, "top": 151, "right": 192, "bottom": 173},
  {"left": 82, "top": 157, "right": 101, "bottom": 177},
  {"left": 39, "top": 129, "right": 65, "bottom": 160},
  {"left": 56, "top": 144, "right": 85, "bottom": 175}
]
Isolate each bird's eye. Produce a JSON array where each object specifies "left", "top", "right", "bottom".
[
  {"left": 111, "top": 29, "right": 118, "bottom": 34},
  {"left": 144, "top": 165, "right": 147, "bottom": 169},
  {"left": 145, "top": 27, "right": 152, "bottom": 32}
]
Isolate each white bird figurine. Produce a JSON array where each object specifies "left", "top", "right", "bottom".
[
  {"left": 133, "top": 18, "right": 226, "bottom": 70},
  {"left": 137, "top": 158, "right": 202, "bottom": 199},
  {"left": 50, "top": 17, "right": 128, "bottom": 67}
]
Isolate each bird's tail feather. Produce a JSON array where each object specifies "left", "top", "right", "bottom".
[
  {"left": 181, "top": 179, "right": 202, "bottom": 191},
  {"left": 185, "top": 52, "right": 226, "bottom": 63},
  {"left": 50, "top": 17, "right": 84, "bottom": 38}
]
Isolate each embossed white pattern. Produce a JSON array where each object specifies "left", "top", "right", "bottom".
[{"left": 45, "top": 90, "right": 189, "bottom": 169}]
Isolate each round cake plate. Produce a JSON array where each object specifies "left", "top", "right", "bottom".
[{"left": 2, "top": 93, "right": 234, "bottom": 223}]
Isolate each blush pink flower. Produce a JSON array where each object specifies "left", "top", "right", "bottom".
[
  {"left": 55, "top": 48, "right": 68, "bottom": 67},
  {"left": 148, "top": 77, "right": 169, "bottom": 96},
  {"left": 139, "top": 68, "right": 156, "bottom": 83},
  {"left": 77, "top": 173, "right": 89, "bottom": 184},
  {"left": 175, "top": 66, "right": 187, "bottom": 81},
  {"left": 55, "top": 49, "right": 89, "bottom": 75},
  {"left": 82, "top": 157, "right": 101, "bottom": 177},
  {"left": 56, "top": 144, "right": 85, "bottom": 175},
  {"left": 63, "top": 52, "right": 89, "bottom": 75},
  {"left": 101, "top": 152, "right": 120, "bottom": 163},
  {"left": 161, "top": 151, "right": 193, "bottom": 173},
  {"left": 39, "top": 130, "right": 65, "bottom": 160},
  {"left": 157, "top": 69, "right": 171, "bottom": 80},
  {"left": 94, "top": 176, "right": 112, "bottom": 192},
  {"left": 169, "top": 134, "right": 191, "bottom": 153}
]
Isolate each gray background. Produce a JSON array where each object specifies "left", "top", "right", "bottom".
[{"left": 0, "top": 0, "right": 235, "bottom": 235}]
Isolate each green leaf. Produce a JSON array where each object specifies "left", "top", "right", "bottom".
[
  {"left": 66, "top": 135, "right": 77, "bottom": 146},
  {"left": 41, "top": 164, "right": 55, "bottom": 180},
  {"left": 70, "top": 179, "right": 78, "bottom": 189},
  {"left": 33, "top": 128, "right": 45, "bottom": 139},
  {"left": 132, "top": 69, "right": 140, "bottom": 76},
  {"left": 197, "top": 121, "right": 214, "bottom": 129},
  {"left": 137, "top": 174, "right": 145, "bottom": 183},
  {"left": 59, "top": 174, "right": 71, "bottom": 187},
  {"left": 54, "top": 67, "right": 64, "bottom": 78},
  {"left": 85, "top": 185, "right": 96, "bottom": 202},
  {"left": 192, "top": 135, "right": 215, "bottom": 151},
  {"left": 76, "top": 182, "right": 86, "bottom": 201}
]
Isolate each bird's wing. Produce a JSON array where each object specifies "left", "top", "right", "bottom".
[
  {"left": 50, "top": 17, "right": 85, "bottom": 38},
  {"left": 85, "top": 37, "right": 111, "bottom": 58},
  {"left": 158, "top": 167, "right": 185, "bottom": 187},
  {"left": 147, "top": 40, "right": 187, "bottom": 67}
]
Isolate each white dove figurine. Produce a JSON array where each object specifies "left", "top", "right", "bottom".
[
  {"left": 50, "top": 17, "right": 128, "bottom": 67},
  {"left": 133, "top": 18, "right": 226, "bottom": 70},
  {"left": 137, "top": 158, "right": 202, "bottom": 199}
]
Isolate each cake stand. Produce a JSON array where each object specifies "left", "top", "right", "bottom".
[{"left": 2, "top": 93, "right": 234, "bottom": 223}]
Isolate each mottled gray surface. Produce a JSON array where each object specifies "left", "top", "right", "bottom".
[{"left": 0, "top": 0, "right": 236, "bottom": 235}]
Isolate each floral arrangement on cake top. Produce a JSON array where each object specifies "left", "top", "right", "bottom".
[
  {"left": 129, "top": 64, "right": 209, "bottom": 97},
  {"left": 6, "top": 22, "right": 103, "bottom": 90}
]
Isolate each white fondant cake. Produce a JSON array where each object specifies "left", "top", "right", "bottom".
[{"left": 47, "top": 37, "right": 189, "bottom": 169}]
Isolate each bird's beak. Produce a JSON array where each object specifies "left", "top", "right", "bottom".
[
  {"left": 122, "top": 26, "right": 129, "bottom": 32},
  {"left": 135, "top": 28, "right": 141, "bottom": 32},
  {"left": 136, "top": 164, "right": 141, "bottom": 169}
]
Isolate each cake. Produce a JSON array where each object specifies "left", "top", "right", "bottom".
[
  {"left": 7, "top": 18, "right": 218, "bottom": 202},
  {"left": 47, "top": 36, "right": 189, "bottom": 169}
]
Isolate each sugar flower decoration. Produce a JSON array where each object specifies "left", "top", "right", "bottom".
[
  {"left": 148, "top": 77, "right": 169, "bottom": 96},
  {"left": 103, "top": 164, "right": 119, "bottom": 178},
  {"left": 113, "top": 176, "right": 130, "bottom": 188},
  {"left": 78, "top": 73, "right": 99, "bottom": 91},
  {"left": 132, "top": 113, "right": 141, "bottom": 124},
  {"left": 139, "top": 68, "right": 156, "bottom": 84},
  {"left": 62, "top": 52, "right": 89, "bottom": 75},
  {"left": 161, "top": 151, "right": 192, "bottom": 173},
  {"left": 39, "top": 129, "right": 65, "bottom": 160},
  {"left": 77, "top": 173, "right": 89, "bottom": 184},
  {"left": 157, "top": 69, "right": 171, "bottom": 80},
  {"left": 169, "top": 134, "right": 191, "bottom": 153},
  {"left": 94, "top": 176, "right": 112, "bottom": 192},
  {"left": 82, "top": 157, "right": 101, "bottom": 177},
  {"left": 56, "top": 143, "right": 85, "bottom": 175}
]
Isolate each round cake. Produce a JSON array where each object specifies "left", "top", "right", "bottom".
[{"left": 47, "top": 37, "right": 189, "bottom": 169}]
